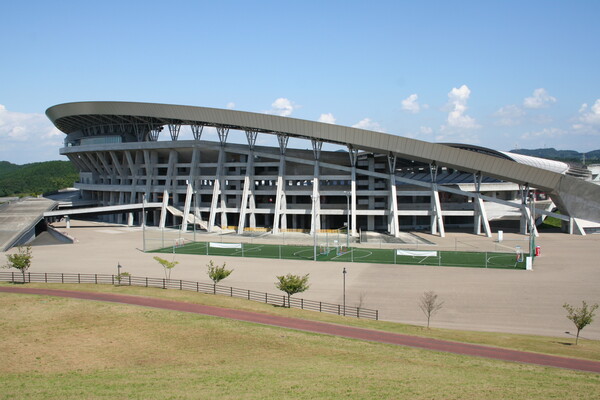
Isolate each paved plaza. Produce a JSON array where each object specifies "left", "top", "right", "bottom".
[{"left": 5, "top": 219, "right": 600, "bottom": 340}]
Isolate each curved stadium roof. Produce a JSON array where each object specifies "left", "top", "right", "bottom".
[{"left": 46, "top": 101, "right": 600, "bottom": 222}]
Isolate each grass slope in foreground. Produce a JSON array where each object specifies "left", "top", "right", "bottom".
[{"left": 1, "top": 286, "right": 599, "bottom": 400}]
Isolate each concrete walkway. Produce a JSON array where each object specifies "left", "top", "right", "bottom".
[{"left": 1, "top": 286, "right": 599, "bottom": 374}]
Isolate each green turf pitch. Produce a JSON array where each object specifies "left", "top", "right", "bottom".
[{"left": 152, "top": 241, "right": 526, "bottom": 269}]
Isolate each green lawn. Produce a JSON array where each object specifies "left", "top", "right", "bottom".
[
  {"left": 152, "top": 241, "right": 525, "bottom": 269},
  {"left": 1, "top": 284, "right": 599, "bottom": 399}
]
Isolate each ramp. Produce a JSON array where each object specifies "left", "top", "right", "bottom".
[
  {"left": 0, "top": 197, "right": 57, "bottom": 251},
  {"left": 166, "top": 206, "right": 208, "bottom": 230}
]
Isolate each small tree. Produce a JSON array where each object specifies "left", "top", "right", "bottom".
[
  {"left": 275, "top": 273, "right": 310, "bottom": 308},
  {"left": 4, "top": 245, "right": 33, "bottom": 283},
  {"left": 419, "top": 290, "right": 444, "bottom": 329},
  {"left": 563, "top": 301, "right": 599, "bottom": 345},
  {"left": 153, "top": 256, "right": 178, "bottom": 280},
  {"left": 115, "top": 272, "right": 131, "bottom": 286},
  {"left": 207, "top": 260, "right": 233, "bottom": 294}
]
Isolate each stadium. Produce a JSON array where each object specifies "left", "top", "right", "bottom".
[{"left": 44, "top": 101, "right": 600, "bottom": 239}]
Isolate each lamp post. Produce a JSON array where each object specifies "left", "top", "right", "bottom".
[{"left": 343, "top": 267, "right": 347, "bottom": 316}]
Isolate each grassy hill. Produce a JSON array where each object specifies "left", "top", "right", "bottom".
[
  {"left": 0, "top": 160, "right": 78, "bottom": 197},
  {"left": 1, "top": 284, "right": 598, "bottom": 399}
]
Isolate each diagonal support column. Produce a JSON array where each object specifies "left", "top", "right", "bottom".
[
  {"left": 159, "top": 190, "right": 169, "bottom": 229},
  {"left": 191, "top": 124, "right": 204, "bottom": 140},
  {"left": 348, "top": 146, "right": 358, "bottom": 237},
  {"left": 209, "top": 136, "right": 228, "bottom": 231},
  {"left": 473, "top": 172, "right": 492, "bottom": 237},
  {"left": 388, "top": 154, "right": 400, "bottom": 237},
  {"left": 429, "top": 163, "right": 445, "bottom": 237},
  {"left": 238, "top": 131, "right": 258, "bottom": 234},
  {"left": 273, "top": 134, "right": 289, "bottom": 234},
  {"left": 168, "top": 124, "right": 181, "bottom": 141},
  {"left": 310, "top": 140, "right": 322, "bottom": 234},
  {"left": 430, "top": 184, "right": 445, "bottom": 237},
  {"left": 181, "top": 183, "right": 193, "bottom": 232}
]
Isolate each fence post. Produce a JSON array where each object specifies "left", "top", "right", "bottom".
[
  {"left": 95, "top": 274, "right": 97, "bottom": 284},
  {"left": 78, "top": 273, "right": 80, "bottom": 284},
  {"left": 28, "top": 272, "right": 31, "bottom": 283},
  {"left": 265, "top": 293, "right": 268, "bottom": 303},
  {"left": 197, "top": 282, "right": 199, "bottom": 292},
  {"left": 111, "top": 275, "right": 114, "bottom": 285},
  {"left": 230, "top": 287, "right": 233, "bottom": 297},
  {"left": 163, "top": 279, "right": 165, "bottom": 289},
  {"left": 320, "top": 302, "right": 322, "bottom": 312},
  {"left": 61, "top": 273, "right": 64, "bottom": 284},
  {"left": 45, "top": 273, "right": 48, "bottom": 283},
  {"left": 129, "top": 275, "right": 132, "bottom": 286},
  {"left": 376, "top": 310, "right": 378, "bottom": 320},
  {"left": 301, "top": 298, "right": 303, "bottom": 309},
  {"left": 248, "top": 289, "right": 250, "bottom": 300},
  {"left": 12, "top": 272, "right": 14, "bottom": 282},
  {"left": 338, "top": 304, "right": 340, "bottom": 315},
  {"left": 180, "top": 280, "right": 183, "bottom": 290},
  {"left": 146, "top": 277, "right": 148, "bottom": 287}
]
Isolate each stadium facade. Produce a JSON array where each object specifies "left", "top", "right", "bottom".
[{"left": 46, "top": 102, "right": 600, "bottom": 237}]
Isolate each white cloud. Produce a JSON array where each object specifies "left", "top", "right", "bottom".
[
  {"left": 523, "top": 88, "right": 557, "bottom": 109},
  {"left": 265, "top": 97, "right": 298, "bottom": 117},
  {"left": 493, "top": 104, "right": 525, "bottom": 126},
  {"left": 420, "top": 126, "right": 433, "bottom": 135},
  {"left": 520, "top": 127, "right": 566, "bottom": 140},
  {"left": 572, "top": 99, "right": 600, "bottom": 134},
  {"left": 441, "top": 84, "right": 480, "bottom": 131},
  {"left": 318, "top": 113, "right": 336, "bottom": 124},
  {"left": 0, "top": 104, "right": 66, "bottom": 163},
  {"left": 0, "top": 104, "right": 55, "bottom": 142},
  {"left": 401, "top": 94, "right": 425, "bottom": 114},
  {"left": 225, "top": 102, "right": 236, "bottom": 109},
  {"left": 352, "top": 118, "right": 385, "bottom": 132}
]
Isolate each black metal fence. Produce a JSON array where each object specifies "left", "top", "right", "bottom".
[{"left": 0, "top": 271, "right": 378, "bottom": 320}]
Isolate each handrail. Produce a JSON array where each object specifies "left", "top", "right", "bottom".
[{"left": 0, "top": 271, "right": 378, "bottom": 320}]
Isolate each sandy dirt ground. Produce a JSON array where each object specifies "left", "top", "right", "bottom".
[{"left": 5, "top": 219, "right": 600, "bottom": 340}]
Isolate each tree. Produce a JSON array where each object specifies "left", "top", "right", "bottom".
[
  {"left": 115, "top": 272, "right": 131, "bottom": 286},
  {"left": 275, "top": 273, "right": 310, "bottom": 308},
  {"left": 153, "top": 256, "right": 178, "bottom": 280},
  {"left": 419, "top": 291, "right": 444, "bottom": 329},
  {"left": 4, "top": 245, "right": 33, "bottom": 283},
  {"left": 207, "top": 260, "right": 233, "bottom": 294},
  {"left": 563, "top": 301, "right": 599, "bottom": 345}
]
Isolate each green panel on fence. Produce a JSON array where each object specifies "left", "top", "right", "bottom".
[{"left": 152, "top": 241, "right": 526, "bottom": 269}]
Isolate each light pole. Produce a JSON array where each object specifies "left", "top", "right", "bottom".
[{"left": 343, "top": 267, "right": 347, "bottom": 316}]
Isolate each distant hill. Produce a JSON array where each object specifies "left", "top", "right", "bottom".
[
  {"left": 509, "top": 148, "right": 600, "bottom": 164},
  {"left": 0, "top": 161, "right": 78, "bottom": 197}
]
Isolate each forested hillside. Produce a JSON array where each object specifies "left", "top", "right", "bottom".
[{"left": 0, "top": 161, "right": 78, "bottom": 197}]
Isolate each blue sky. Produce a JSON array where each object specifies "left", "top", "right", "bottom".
[{"left": 1, "top": 0, "right": 599, "bottom": 164}]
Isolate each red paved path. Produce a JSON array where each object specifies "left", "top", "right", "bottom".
[{"left": 2, "top": 286, "right": 599, "bottom": 374}]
